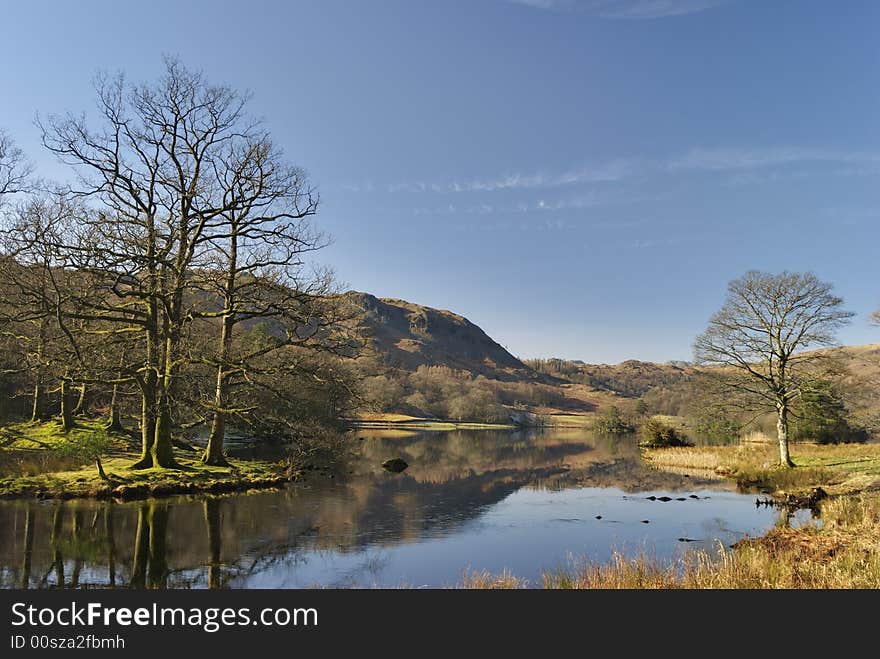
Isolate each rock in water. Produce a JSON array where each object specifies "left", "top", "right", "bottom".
[{"left": 382, "top": 458, "right": 409, "bottom": 473}]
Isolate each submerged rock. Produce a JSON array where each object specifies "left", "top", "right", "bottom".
[{"left": 382, "top": 458, "right": 409, "bottom": 473}]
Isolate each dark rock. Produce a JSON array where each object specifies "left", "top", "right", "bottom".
[
  {"left": 809, "top": 487, "right": 828, "bottom": 505},
  {"left": 382, "top": 458, "right": 409, "bottom": 473},
  {"left": 779, "top": 486, "right": 828, "bottom": 510}
]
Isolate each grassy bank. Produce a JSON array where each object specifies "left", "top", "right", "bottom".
[
  {"left": 642, "top": 442, "right": 880, "bottom": 498},
  {"left": 349, "top": 413, "right": 516, "bottom": 430},
  {"left": 349, "top": 411, "right": 596, "bottom": 429},
  {"left": 0, "top": 420, "right": 294, "bottom": 500}
]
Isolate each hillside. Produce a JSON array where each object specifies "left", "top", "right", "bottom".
[
  {"left": 349, "top": 292, "right": 531, "bottom": 380},
  {"left": 348, "top": 293, "right": 673, "bottom": 425},
  {"left": 526, "top": 357, "right": 699, "bottom": 398}
]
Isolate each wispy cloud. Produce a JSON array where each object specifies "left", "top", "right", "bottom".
[
  {"left": 341, "top": 146, "right": 880, "bottom": 199},
  {"left": 383, "top": 159, "right": 636, "bottom": 194},
  {"left": 668, "top": 147, "right": 880, "bottom": 172},
  {"left": 507, "top": 0, "right": 732, "bottom": 19}
]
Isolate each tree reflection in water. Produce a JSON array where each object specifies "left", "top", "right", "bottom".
[{"left": 0, "top": 428, "right": 757, "bottom": 589}]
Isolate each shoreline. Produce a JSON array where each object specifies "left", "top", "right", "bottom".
[{"left": 0, "top": 420, "right": 300, "bottom": 502}]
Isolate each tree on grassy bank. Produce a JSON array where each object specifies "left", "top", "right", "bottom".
[{"left": 694, "top": 271, "right": 853, "bottom": 467}]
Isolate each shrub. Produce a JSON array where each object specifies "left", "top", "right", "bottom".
[
  {"left": 593, "top": 406, "right": 635, "bottom": 435},
  {"left": 640, "top": 417, "right": 691, "bottom": 448}
]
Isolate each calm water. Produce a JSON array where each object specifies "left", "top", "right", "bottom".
[{"left": 0, "top": 428, "right": 812, "bottom": 588}]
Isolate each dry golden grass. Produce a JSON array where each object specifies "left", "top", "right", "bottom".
[
  {"left": 643, "top": 442, "right": 880, "bottom": 495},
  {"left": 741, "top": 430, "right": 773, "bottom": 444},
  {"left": 457, "top": 569, "right": 529, "bottom": 589}
]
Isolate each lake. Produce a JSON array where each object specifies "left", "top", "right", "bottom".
[{"left": 0, "top": 428, "right": 812, "bottom": 588}]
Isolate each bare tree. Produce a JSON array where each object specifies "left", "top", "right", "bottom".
[
  {"left": 192, "top": 137, "right": 323, "bottom": 465},
  {"left": 39, "top": 58, "right": 343, "bottom": 468},
  {"left": 0, "top": 130, "right": 31, "bottom": 204},
  {"left": 694, "top": 270, "right": 853, "bottom": 467},
  {"left": 0, "top": 195, "right": 80, "bottom": 427},
  {"left": 40, "top": 59, "right": 257, "bottom": 466}
]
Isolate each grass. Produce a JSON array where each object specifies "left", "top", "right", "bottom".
[
  {"left": 457, "top": 569, "right": 529, "bottom": 589},
  {"left": 537, "top": 414, "right": 595, "bottom": 428},
  {"left": 352, "top": 411, "right": 607, "bottom": 429},
  {"left": 0, "top": 420, "right": 128, "bottom": 452},
  {"left": 643, "top": 442, "right": 880, "bottom": 497},
  {"left": 350, "top": 414, "right": 516, "bottom": 430},
  {"left": 457, "top": 494, "right": 880, "bottom": 589},
  {"left": 0, "top": 419, "right": 292, "bottom": 500}
]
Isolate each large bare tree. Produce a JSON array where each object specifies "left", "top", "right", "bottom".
[
  {"left": 694, "top": 270, "right": 853, "bottom": 467},
  {"left": 39, "top": 58, "right": 338, "bottom": 468},
  {"left": 190, "top": 138, "right": 326, "bottom": 465}
]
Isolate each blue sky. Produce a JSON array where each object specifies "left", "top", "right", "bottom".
[{"left": 1, "top": 0, "right": 878, "bottom": 362}]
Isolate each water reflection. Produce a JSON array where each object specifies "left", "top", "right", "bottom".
[{"left": 0, "top": 429, "right": 811, "bottom": 588}]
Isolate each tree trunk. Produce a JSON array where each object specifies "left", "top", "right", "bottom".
[
  {"left": 204, "top": 499, "right": 222, "bottom": 589},
  {"left": 130, "top": 504, "right": 149, "bottom": 588},
  {"left": 104, "top": 503, "right": 116, "bottom": 588},
  {"left": 70, "top": 510, "right": 83, "bottom": 588},
  {"left": 153, "top": 390, "right": 176, "bottom": 468},
  {"left": 20, "top": 507, "right": 34, "bottom": 589},
  {"left": 132, "top": 366, "right": 157, "bottom": 469},
  {"left": 30, "top": 380, "right": 46, "bottom": 423},
  {"left": 96, "top": 456, "right": 109, "bottom": 481},
  {"left": 31, "top": 321, "right": 47, "bottom": 422},
  {"left": 50, "top": 506, "right": 64, "bottom": 588},
  {"left": 107, "top": 383, "right": 124, "bottom": 432},
  {"left": 203, "top": 318, "right": 233, "bottom": 466},
  {"left": 150, "top": 330, "right": 178, "bottom": 468},
  {"left": 776, "top": 404, "right": 794, "bottom": 468},
  {"left": 147, "top": 503, "right": 169, "bottom": 589},
  {"left": 59, "top": 375, "right": 73, "bottom": 431},
  {"left": 72, "top": 383, "right": 87, "bottom": 416},
  {"left": 133, "top": 318, "right": 159, "bottom": 468}
]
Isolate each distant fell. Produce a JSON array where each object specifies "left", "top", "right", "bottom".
[{"left": 348, "top": 292, "right": 530, "bottom": 378}]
